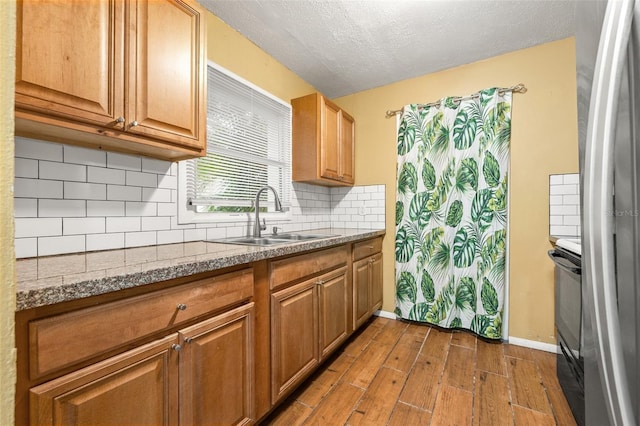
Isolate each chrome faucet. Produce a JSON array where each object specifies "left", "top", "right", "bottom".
[{"left": 253, "top": 186, "right": 283, "bottom": 237}]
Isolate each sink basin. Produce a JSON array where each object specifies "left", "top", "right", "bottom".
[
  {"left": 270, "top": 233, "right": 334, "bottom": 241},
  {"left": 208, "top": 233, "right": 336, "bottom": 246}
]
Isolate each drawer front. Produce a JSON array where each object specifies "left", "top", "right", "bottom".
[
  {"left": 270, "top": 245, "right": 347, "bottom": 291},
  {"left": 29, "top": 268, "right": 253, "bottom": 380},
  {"left": 353, "top": 237, "right": 383, "bottom": 261}
]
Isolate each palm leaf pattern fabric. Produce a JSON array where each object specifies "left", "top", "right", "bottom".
[{"left": 394, "top": 88, "right": 511, "bottom": 339}]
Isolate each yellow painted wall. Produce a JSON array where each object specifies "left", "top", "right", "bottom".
[
  {"left": 0, "top": 0, "right": 16, "bottom": 424},
  {"left": 335, "top": 38, "right": 579, "bottom": 343},
  {"left": 206, "top": 12, "right": 316, "bottom": 105}
]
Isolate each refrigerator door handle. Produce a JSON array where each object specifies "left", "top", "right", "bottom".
[{"left": 583, "top": 0, "right": 636, "bottom": 424}]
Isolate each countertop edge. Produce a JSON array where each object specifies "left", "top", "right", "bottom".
[{"left": 16, "top": 229, "right": 385, "bottom": 311}]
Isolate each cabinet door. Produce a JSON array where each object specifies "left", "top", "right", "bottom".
[
  {"left": 271, "top": 279, "right": 318, "bottom": 404},
  {"left": 370, "top": 253, "right": 383, "bottom": 311},
  {"left": 179, "top": 303, "right": 254, "bottom": 426},
  {"left": 318, "top": 267, "right": 349, "bottom": 358},
  {"left": 340, "top": 111, "right": 355, "bottom": 184},
  {"left": 320, "top": 98, "right": 341, "bottom": 181},
  {"left": 29, "top": 335, "right": 179, "bottom": 426},
  {"left": 127, "top": 0, "right": 206, "bottom": 149},
  {"left": 15, "top": 0, "right": 125, "bottom": 127},
  {"left": 353, "top": 257, "right": 371, "bottom": 330}
]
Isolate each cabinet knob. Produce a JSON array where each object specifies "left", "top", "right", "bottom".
[
  {"left": 171, "top": 344, "right": 182, "bottom": 352},
  {"left": 129, "top": 120, "right": 139, "bottom": 127},
  {"left": 184, "top": 337, "right": 193, "bottom": 344},
  {"left": 176, "top": 303, "right": 187, "bottom": 311},
  {"left": 367, "top": 245, "right": 374, "bottom": 250},
  {"left": 115, "top": 116, "right": 125, "bottom": 124},
  {"left": 316, "top": 279, "right": 324, "bottom": 286}
]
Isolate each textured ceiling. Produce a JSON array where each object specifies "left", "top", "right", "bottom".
[{"left": 200, "top": 0, "right": 577, "bottom": 98}]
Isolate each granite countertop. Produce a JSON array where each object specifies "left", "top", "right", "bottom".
[{"left": 16, "top": 228, "right": 385, "bottom": 311}]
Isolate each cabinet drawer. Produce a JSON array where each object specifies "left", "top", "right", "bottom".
[
  {"left": 353, "top": 237, "right": 383, "bottom": 261},
  {"left": 270, "top": 245, "right": 347, "bottom": 291},
  {"left": 29, "top": 268, "right": 253, "bottom": 380}
]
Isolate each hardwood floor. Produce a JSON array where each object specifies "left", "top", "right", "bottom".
[{"left": 261, "top": 316, "right": 577, "bottom": 426}]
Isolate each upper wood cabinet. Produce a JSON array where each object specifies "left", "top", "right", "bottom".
[
  {"left": 15, "top": 0, "right": 206, "bottom": 161},
  {"left": 291, "top": 93, "right": 355, "bottom": 186}
]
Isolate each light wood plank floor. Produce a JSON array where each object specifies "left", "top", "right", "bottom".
[{"left": 262, "top": 316, "right": 577, "bottom": 426}]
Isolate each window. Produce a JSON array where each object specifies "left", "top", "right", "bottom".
[{"left": 178, "top": 62, "right": 291, "bottom": 223}]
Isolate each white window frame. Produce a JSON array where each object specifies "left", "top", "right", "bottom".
[{"left": 177, "top": 61, "right": 292, "bottom": 224}]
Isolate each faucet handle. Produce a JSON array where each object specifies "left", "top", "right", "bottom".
[
  {"left": 272, "top": 226, "right": 280, "bottom": 235},
  {"left": 259, "top": 218, "right": 267, "bottom": 231}
]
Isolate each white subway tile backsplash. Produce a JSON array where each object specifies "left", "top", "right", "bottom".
[
  {"left": 87, "top": 201, "right": 125, "bottom": 217},
  {"left": 107, "top": 185, "right": 141, "bottom": 201},
  {"left": 563, "top": 174, "right": 580, "bottom": 185},
  {"left": 157, "top": 230, "right": 183, "bottom": 244},
  {"left": 15, "top": 218, "right": 62, "bottom": 238},
  {"left": 13, "top": 140, "right": 386, "bottom": 257},
  {"left": 126, "top": 201, "right": 157, "bottom": 217},
  {"left": 38, "top": 235, "right": 85, "bottom": 256},
  {"left": 142, "top": 216, "right": 171, "bottom": 231},
  {"left": 125, "top": 231, "right": 157, "bottom": 248},
  {"left": 63, "top": 217, "right": 106, "bottom": 235},
  {"left": 550, "top": 225, "right": 578, "bottom": 236},
  {"left": 40, "top": 161, "right": 86, "bottom": 182},
  {"left": 15, "top": 238, "right": 37, "bottom": 258},
  {"left": 142, "top": 157, "right": 172, "bottom": 174},
  {"left": 39, "top": 199, "right": 86, "bottom": 217},
  {"left": 15, "top": 158, "right": 39, "bottom": 178},
  {"left": 126, "top": 171, "right": 157, "bottom": 187},
  {"left": 107, "top": 152, "right": 142, "bottom": 171},
  {"left": 14, "top": 178, "right": 63, "bottom": 199},
  {"left": 64, "top": 182, "right": 107, "bottom": 200},
  {"left": 549, "top": 175, "right": 563, "bottom": 185},
  {"left": 184, "top": 228, "right": 207, "bottom": 242},
  {"left": 549, "top": 173, "right": 580, "bottom": 238},
  {"left": 106, "top": 217, "right": 141, "bottom": 233},
  {"left": 550, "top": 205, "right": 578, "bottom": 216},
  {"left": 64, "top": 145, "right": 106, "bottom": 167},
  {"left": 14, "top": 198, "right": 37, "bottom": 218},
  {"left": 158, "top": 174, "right": 177, "bottom": 189},
  {"left": 86, "top": 233, "right": 125, "bottom": 251},
  {"left": 15, "top": 137, "right": 63, "bottom": 161},
  {"left": 88, "top": 166, "right": 126, "bottom": 185},
  {"left": 549, "top": 195, "right": 563, "bottom": 206},
  {"left": 142, "top": 187, "right": 171, "bottom": 203}
]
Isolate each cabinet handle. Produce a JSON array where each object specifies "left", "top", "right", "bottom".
[
  {"left": 171, "top": 344, "right": 182, "bottom": 352},
  {"left": 176, "top": 303, "right": 187, "bottom": 311},
  {"left": 367, "top": 245, "right": 374, "bottom": 250}
]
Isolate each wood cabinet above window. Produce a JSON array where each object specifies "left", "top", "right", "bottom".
[
  {"left": 291, "top": 93, "right": 355, "bottom": 186},
  {"left": 15, "top": 0, "right": 206, "bottom": 161}
]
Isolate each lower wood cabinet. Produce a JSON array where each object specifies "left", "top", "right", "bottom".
[
  {"left": 270, "top": 266, "right": 348, "bottom": 405},
  {"left": 353, "top": 238, "right": 384, "bottom": 330},
  {"left": 29, "top": 303, "right": 254, "bottom": 426},
  {"left": 179, "top": 303, "right": 254, "bottom": 426},
  {"left": 30, "top": 334, "right": 180, "bottom": 426}
]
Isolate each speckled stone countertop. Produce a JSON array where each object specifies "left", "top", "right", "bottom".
[{"left": 16, "top": 228, "right": 385, "bottom": 311}]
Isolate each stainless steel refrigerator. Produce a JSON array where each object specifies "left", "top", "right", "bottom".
[{"left": 576, "top": 0, "right": 639, "bottom": 424}]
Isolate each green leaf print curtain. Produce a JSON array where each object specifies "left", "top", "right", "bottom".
[{"left": 394, "top": 88, "right": 511, "bottom": 339}]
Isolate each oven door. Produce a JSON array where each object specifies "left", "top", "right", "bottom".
[{"left": 548, "top": 247, "right": 584, "bottom": 425}]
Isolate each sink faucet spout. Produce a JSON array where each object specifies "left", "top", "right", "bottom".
[{"left": 253, "top": 186, "right": 283, "bottom": 237}]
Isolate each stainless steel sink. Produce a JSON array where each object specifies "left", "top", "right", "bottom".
[{"left": 207, "top": 233, "right": 336, "bottom": 246}]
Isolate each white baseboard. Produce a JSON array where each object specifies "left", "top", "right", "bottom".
[
  {"left": 373, "top": 309, "right": 396, "bottom": 319},
  {"left": 508, "top": 336, "right": 558, "bottom": 353}
]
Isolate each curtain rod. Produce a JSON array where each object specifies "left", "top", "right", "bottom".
[{"left": 385, "top": 83, "right": 527, "bottom": 118}]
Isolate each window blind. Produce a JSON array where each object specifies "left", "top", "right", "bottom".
[{"left": 186, "top": 64, "right": 291, "bottom": 213}]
